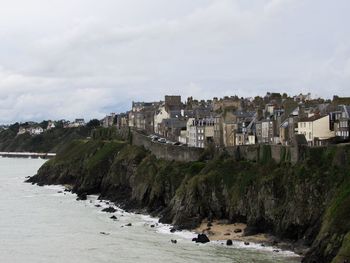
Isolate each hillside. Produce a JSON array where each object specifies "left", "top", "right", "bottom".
[{"left": 26, "top": 137, "right": 350, "bottom": 263}]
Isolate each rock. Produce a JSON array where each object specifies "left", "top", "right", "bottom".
[
  {"left": 76, "top": 192, "right": 87, "bottom": 201},
  {"left": 110, "top": 215, "right": 117, "bottom": 220},
  {"left": 244, "top": 226, "right": 260, "bottom": 236},
  {"left": 234, "top": 229, "right": 242, "bottom": 233},
  {"left": 171, "top": 239, "right": 177, "bottom": 244},
  {"left": 57, "top": 191, "right": 63, "bottom": 194},
  {"left": 224, "top": 233, "right": 231, "bottom": 236},
  {"left": 195, "top": 234, "right": 210, "bottom": 244},
  {"left": 170, "top": 227, "right": 177, "bottom": 233},
  {"left": 125, "top": 223, "right": 132, "bottom": 227},
  {"left": 261, "top": 243, "right": 266, "bottom": 247},
  {"left": 150, "top": 225, "right": 155, "bottom": 228},
  {"left": 244, "top": 242, "right": 250, "bottom": 246},
  {"left": 95, "top": 204, "right": 101, "bottom": 208},
  {"left": 101, "top": 207, "right": 117, "bottom": 213},
  {"left": 100, "top": 232, "right": 110, "bottom": 235},
  {"left": 226, "top": 239, "right": 233, "bottom": 246},
  {"left": 273, "top": 250, "right": 280, "bottom": 253},
  {"left": 272, "top": 240, "right": 279, "bottom": 246}
]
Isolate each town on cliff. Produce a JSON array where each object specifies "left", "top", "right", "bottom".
[{"left": 2, "top": 92, "right": 349, "bottom": 149}]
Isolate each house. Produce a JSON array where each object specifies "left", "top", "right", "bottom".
[
  {"left": 256, "top": 119, "right": 276, "bottom": 144},
  {"left": 297, "top": 115, "right": 335, "bottom": 146},
  {"left": 47, "top": 121, "right": 56, "bottom": 130},
  {"left": 17, "top": 127, "right": 28, "bottom": 135},
  {"left": 115, "top": 113, "right": 129, "bottom": 129},
  {"left": 29, "top": 127, "right": 44, "bottom": 135},
  {"left": 101, "top": 113, "right": 116, "bottom": 128},
  {"left": 154, "top": 96, "right": 182, "bottom": 134},
  {"left": 334, "top": 105, "right": 350, "bottom": 141},
  {"left": 129, "top": 101, "right": 160, "bottom": 133},
  {"left": 187, "top": 118, "right": 215, "bottom": 148}
]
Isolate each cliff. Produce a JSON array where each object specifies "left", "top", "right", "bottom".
[
  {"left": 0, "top": 126, "right": 91, "bottom": 152},
  {"left": 27, "top": 139, "right": 350, "bottom": 262}
]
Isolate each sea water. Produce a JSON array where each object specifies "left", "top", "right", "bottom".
[{"left": 0, "top": 158, "right": 301, "bottom": 263}]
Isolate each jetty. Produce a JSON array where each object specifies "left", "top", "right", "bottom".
[{"left": 0, "top": 152, "right": 56, "bottom": 159}]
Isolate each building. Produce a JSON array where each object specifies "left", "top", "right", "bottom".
[
  {"left": 334, "top": 105, "right": 350, "bottom": 141},
  {"left": 101, "top": 113, "right": 116, "bottom": 128},
  {"left": 297, "top": 115, "right": 335, "bottom": 146},
  {"left": 187, "top": 118, "right": 215, "bottom": 148}
]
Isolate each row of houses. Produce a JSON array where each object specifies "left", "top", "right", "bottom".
[
  {"left": 103, "top": 94, "right": 350, "bottom": 148},
  {"left": 16, "top": 119, "right": 86, "bottom": 136}
]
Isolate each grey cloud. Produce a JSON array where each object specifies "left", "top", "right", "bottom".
[{"left": 0, "top": 0, "right": 349, "bottom": 123}]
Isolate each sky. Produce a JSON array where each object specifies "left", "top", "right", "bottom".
[{"left": 0, "top": 0, "right": 349, "bottom": 123}]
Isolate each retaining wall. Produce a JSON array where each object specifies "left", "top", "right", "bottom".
[{"left": 132, "top": 131, "right": 301, "bottom": 163}]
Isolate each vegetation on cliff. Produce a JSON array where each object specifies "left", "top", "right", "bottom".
[
  {"left": 0, "top": 124, "right": 91, "bottom": 152},
  {"left": 27, "top": 135, "right": 350, "bottom": 263}
]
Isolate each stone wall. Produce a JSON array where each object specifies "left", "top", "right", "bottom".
[
  {"left": 132, "top": 131, "right": 204, "bottom": 162},
  {"left": 132, "top": 131, "right": 302, "bottom": 163}
]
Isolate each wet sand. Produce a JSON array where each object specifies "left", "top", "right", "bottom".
[{"left": 194, "top": 220, "right": 271, "bottom": 243}]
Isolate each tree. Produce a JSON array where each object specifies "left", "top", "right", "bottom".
[{"left": 87, "top": 119, "right": 101, "bottom": 128}]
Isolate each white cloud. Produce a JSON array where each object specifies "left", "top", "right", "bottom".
[{"left": 0, "top": 0, "right": 349, "bottom": 123}]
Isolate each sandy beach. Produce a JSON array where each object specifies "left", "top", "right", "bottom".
[{"left": 194, "top": 220, "right": 272, "bottom": 243}]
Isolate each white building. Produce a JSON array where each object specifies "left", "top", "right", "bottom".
[{"left": 298, "top": 115, "right": 335, "bottom": 145}]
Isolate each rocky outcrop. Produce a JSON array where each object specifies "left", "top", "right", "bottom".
[{"left": 26, "top": 139, "right": 350, "bottom": 262}]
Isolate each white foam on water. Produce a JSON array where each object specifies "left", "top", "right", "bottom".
[{"left": 47, "top": 188, "right": 300, "bottom": 259}]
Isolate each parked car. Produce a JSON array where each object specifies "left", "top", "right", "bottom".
[
  {"left": 151, "top": 136, "right": 159, "bottom": 142},
  {"left": 158, "top": 138, "right": 166, "bottom": 143}
]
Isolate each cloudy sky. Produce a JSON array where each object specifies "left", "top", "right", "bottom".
[{"left": 0, "top": 0, "right": 349, "bottom": 123}]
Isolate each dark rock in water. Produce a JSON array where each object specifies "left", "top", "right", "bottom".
[
  {"left": 207, "top": 222, "right": 213, "bottom": 227},
  {"left": 102, "top": 207, "right": 117, "bottom": 213},
  {"left": 37, "top": 182, "right": 44, "bottom": 187},
  {"left": 170, "top": 227, "right": 177, "bottom": 233},
  {"left": 150, "top": 225, "right": 155, "bottom": 228},
  {"left": 244, "top": 242, "right": 250, "bottom": 246},
  {"left": 261, "top": 243, "right": 266, "bottom": 247},
  {"left": 110, "top": 215, "right": 117, "bottom": 220},
  {"left": 226, "top": 239, "right": 233, "bottom": 246},
  {"left": 100, "top": 232, "right": 110, "bottom": 235},
  {"left": 76, "top": 192, "right": 87, "bottom": 201},
  {"left": 192, "top": 238, "right": 197, "bottom": 242},
  {"left": 234, "top": 229, "right": 242, "bottom": 233},
  {"left": 273, "top": 249, "right": 280, "bottom": 253},
  {"left": 195, "top": 234, "right": 210, "bottom": 244},
  {"left": 95, "top": 204, "right": 101, "bottom": 208},
  {"left": 64, "top": 189, "right": 70, "bottom": 192},
  {"left": 171, "top": 239, "right": 177, "bottom": 244},
  {"left": 125, "top": 223, "right": 132, "bottom": 227},
  {"left": 57, "top": 191, "right": 63, "bottom": 194}
]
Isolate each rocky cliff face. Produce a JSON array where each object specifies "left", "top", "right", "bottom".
[{"left": 27, "top": 140, "right": 350, "bottom": 262}]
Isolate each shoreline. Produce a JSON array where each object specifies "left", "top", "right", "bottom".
[
  {"left": 194, "top": 220, "right": 308, "bottom": 256},
  {"left": 39, "top": 182, "right": 303, "bottom": 260}
]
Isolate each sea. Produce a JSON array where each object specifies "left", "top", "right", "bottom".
[{"left": 0, "top": 158, "right": 301, "bottom": 263}]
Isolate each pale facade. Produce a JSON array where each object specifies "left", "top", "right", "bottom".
[
  {"left": 298, "top": 115, "right": 335, "bottom": 145},
  {"left": 154, "top": 106, "right": 170, "bottom": 134}
]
